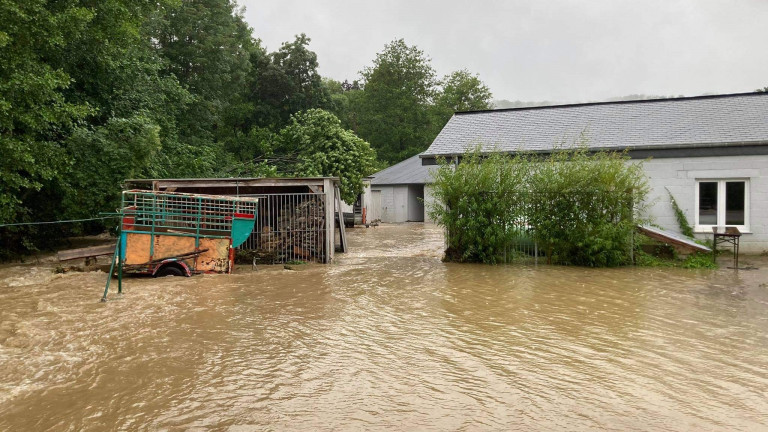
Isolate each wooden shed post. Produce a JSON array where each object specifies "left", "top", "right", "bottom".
[{"left": 324, "top": 178, "right": 335, "bottom": 263}]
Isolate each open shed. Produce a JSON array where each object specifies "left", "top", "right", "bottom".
[
  {"left": 125, "top": 177, "right": 346, "bottom": 263},
  {"left": 369, "top": 154, "right": 438, "bottom": 223}
]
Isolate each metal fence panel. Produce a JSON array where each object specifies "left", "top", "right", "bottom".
[{"left": 241, "top": 193, "right": 326, "bottom": 263}]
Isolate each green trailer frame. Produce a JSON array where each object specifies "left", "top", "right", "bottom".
[{"left": 101, "top": 190, "right": 259, "bottom": 301}]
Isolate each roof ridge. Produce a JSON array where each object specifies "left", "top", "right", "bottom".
[
  {"left": 371, "top": 153, "right": 422, "bottom": 177},
  {"left": 457, "top": 91, "right": 768, "bottom": 115}
]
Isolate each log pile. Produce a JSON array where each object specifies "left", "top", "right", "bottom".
[{"left": 242, "top": 199, "right": 326, "bottom": 264}]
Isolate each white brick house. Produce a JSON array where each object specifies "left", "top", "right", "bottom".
[{"left": 420, "top": 92, "right": 768, "bottom": 253}]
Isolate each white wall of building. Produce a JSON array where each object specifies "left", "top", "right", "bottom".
[{"left": 637, "top": 155, "right": 768, "bottom": 253}]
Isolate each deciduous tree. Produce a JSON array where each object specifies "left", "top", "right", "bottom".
[
  {"left": 357, "top": 39, "right": 438, "bottom": 164},
  {"left": 277, "top": 109, "right": 376, "bottom": 203},
  {"left": 433, "top": 69, "right": 493, "bottom": 128},
  {"left": 0, "top": 0, "right": 92, "bottom": 225}
]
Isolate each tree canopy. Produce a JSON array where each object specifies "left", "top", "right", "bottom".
[
  {"left": 0, "top": 1, "right": 494, "bottom": 258},
  {"left": 278, "top": 109, "right": 376, "bottom": 204},
  {"left": 433, "top": 69, "right": 493, "bottom": 125},
  {"left": 356, "top": 39, "right": 438, "bottom": 164}
]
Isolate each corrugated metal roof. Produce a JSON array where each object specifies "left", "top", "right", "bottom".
[
  {"left": 370, "top": 154, "right": 437, "bottom": 185},
  {"left": 424, "top": 92, "right": 768, "bottom": 156}
]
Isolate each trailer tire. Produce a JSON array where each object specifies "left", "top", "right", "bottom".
[{"left": 155, "top": 265, "right": 184, "bottom": 277}]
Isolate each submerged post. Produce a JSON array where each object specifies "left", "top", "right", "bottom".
[
  {"left": 117, "top": 229, "right": 123, "bottom": 295},
  {"left": 101, "top": 238, "right": 121, "bottom": 302}
]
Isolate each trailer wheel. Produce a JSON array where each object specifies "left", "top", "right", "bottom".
[{"left": 155, "top": 265, "right": 184, "bottom": 277}]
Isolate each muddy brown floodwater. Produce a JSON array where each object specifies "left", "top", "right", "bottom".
[{"left": 1, "top": 224, "right": 768, "bottom": 431}]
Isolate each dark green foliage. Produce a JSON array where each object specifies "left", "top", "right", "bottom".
[
  {"left": 428, "top": 146, "right": 650, "bottom": 267},
  {"left": 0, "top": 0, "right": 92, "bottom": 226},
  {"left": 247, "top": 34, "right": 331, "bottom": 129},
  {"left": 431, "top": 69, "right": 493, "bottom": 130},
  {"left": 63, "top": 117, "right": 161, "bottom": 219},
  {"left": 527, "top": 148, "right": 648, "bottom": 267},
  {"left": 154, "top": 0, "right": 253, "bottom": 136},
  {"left": 354, "top": 40, "right": 492, "bottom": 165},
  {"left": 634, "top": 249, "right": 717, "bottom": 270},
  {"left": 0, "top": 3, "right": 492, "bottom": 259},
  {"left": 356, "top": 39, "right": 438, "bottom": 164},
  {"left": 681, "top": 253, "right": 718, "bottom": 269}
]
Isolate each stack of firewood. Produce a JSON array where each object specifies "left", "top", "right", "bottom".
[{"left": 250, "top": 199, "right": 326, "bottom": 263}]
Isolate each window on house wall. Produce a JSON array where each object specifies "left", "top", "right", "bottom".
[{"left": 695, "top": 179, "right": 749, "bottom": 231}]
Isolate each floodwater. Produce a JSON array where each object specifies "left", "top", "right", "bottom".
[{"left": 1, "top": 224, "right": 768, "bottom": 431}]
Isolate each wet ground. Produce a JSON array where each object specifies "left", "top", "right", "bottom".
[{"left": 1, "top": 224, "right": 767, "bottom": 430}]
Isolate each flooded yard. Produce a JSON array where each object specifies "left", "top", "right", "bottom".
[{"left": 1, "top": 224, "right": 768, "bottom": 430}]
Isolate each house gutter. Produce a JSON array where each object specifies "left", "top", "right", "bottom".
[{"left": 419, "top": 140, "right": 768, "bottom": 165}]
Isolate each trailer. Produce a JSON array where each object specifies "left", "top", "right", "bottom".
[{"left": 101, "top": 190, "right": 258, "bottom": 301}]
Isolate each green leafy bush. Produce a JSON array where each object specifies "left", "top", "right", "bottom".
[
  {"left": 429, "top": 150, "right": 528, "bottom": 264},
  {"left": 428, "top": 145, "right": 649, "bottom": 266},
  {"left": 681, "top": 253, "right": 718, "bottom": 269}
]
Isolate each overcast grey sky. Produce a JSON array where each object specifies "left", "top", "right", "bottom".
[{"left": 241, "top": 0, "right": 768, "bottom": 103}]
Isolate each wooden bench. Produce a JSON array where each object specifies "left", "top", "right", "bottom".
[{"left": 57, "top": 244, "right": 116, "bottom": 265}]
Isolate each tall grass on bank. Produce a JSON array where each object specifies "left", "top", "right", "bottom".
[{"left": 427, "top": 146, "right": 649, "bottom": 267}]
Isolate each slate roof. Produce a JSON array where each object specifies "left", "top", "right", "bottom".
[
  {"left": 370, "top": 154, "right": 437, "bottom": 185},
  {"left": 423, "top": 92, "right": 768, "bottom": 156}
]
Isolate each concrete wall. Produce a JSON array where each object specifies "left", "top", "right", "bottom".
[
  {"left": 407, "top": 185, "right": 424, "bottom": 222},
  {"left": 637, "top": 155, "right": 768, "bottom": 253}
]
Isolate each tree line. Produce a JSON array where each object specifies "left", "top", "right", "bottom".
[{"left": 0, "top": 0, "right": 493, "bottom": 258}]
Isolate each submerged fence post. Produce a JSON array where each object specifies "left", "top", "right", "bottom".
[
  {"left": 101, "top": 239, "right": 121, "bottom": 302},
  {"left": 117, "top": 229, "right": 123, "bottom": 295}
]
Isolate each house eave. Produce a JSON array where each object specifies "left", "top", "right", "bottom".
[{"left": 420, "top": 141, "right": 768, "bottom": 165}]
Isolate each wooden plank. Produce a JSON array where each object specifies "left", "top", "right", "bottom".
[
  {"left": 155, "top": 178, "right": 329, "bottom": 190},
  {"left": 57, "top": 244, "right": 117, "bottom": 261},
  {"left": 324, "top": 179, "right": 335, "bottom": 263},
  {"left": 335, "top": 186, "right": 348, "bottom": 253},
  {"left": 637, "top": 225, "right": 711, "bottom": 253}
]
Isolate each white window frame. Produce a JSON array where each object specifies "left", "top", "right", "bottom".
[{"left": 694, "top": 178, "right": 750, "bottom": 233}]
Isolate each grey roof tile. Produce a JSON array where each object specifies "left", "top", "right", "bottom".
[
  {"left": 370, "top": 154, "right": 437, "bottom": 185},
  {"left": 424, "top": 93, "right": 768, "bottom": 156}
]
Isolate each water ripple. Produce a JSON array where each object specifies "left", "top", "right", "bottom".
[{"left": 1, "top": 224, "right": 768, "bottom": 430}]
